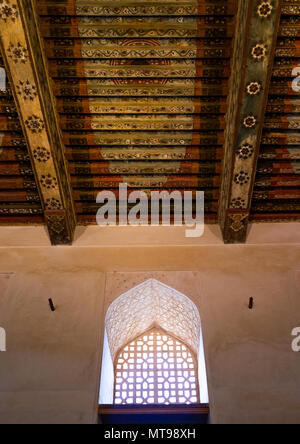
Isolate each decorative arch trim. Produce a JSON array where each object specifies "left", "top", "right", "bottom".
[{"left": 105, "top": 279, "right": 201, "bottom": 361}]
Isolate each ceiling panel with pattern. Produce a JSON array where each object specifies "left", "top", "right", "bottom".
[
  {"left": 0, "top": 56, "right": 43, "bottom": 224},
  {"left": 251, "top": 1, "right": 300, "bottom": 222},
  {"left": 0, "top": 0, "right": 299, "bottom": 237},
  {"left": 37, "top": 0, "right": 237, "bottom": 223}
]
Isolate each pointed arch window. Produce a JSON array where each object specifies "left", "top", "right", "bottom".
[
  {"left": 114, "top": 327, "right": 199, "bottom": 405},
  {"left": 99, "top": 279, "right": 209, "bottom": 406}
]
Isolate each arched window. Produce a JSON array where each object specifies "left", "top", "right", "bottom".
[
  {"left": 114, "top": 327, "right": 199, "bottom": 405},
  {"left": 99, "top": 279, "right": 209, "bottom": 406}
]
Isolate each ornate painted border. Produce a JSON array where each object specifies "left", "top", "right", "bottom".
[
  {"left": 0, "top": 0, "right": 76, "bottom": 244},
  {"left": 219, "top": 0, "right": 282, "bottom": 243}
]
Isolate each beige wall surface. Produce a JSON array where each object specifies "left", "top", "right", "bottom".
[{"left": 0, "top": 224, "right": 299, "bottom": 424}]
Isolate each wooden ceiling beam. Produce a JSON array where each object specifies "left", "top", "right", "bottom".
[
  {"left": 0, "top": 0, "right": 76, "bottom": 244},
  {"left": 218, "top": 0, "right": 282, "bottom": 244}
]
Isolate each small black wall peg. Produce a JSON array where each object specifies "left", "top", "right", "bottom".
[
  {"left": 48, "top": 298, "right": 56, "bottom": 312},
  {"left": 249, "top": 297, "right": 254, "bottom": 310}
]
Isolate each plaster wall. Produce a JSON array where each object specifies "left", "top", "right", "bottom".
[{"left": 0, "top": 224, "right": 299, "bottom": 424}]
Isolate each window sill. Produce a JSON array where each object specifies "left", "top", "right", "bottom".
[{"left": 98, "top": 404, "right": 210, "bottom": 425}]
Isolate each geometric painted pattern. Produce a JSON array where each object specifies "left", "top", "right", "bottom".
[
  {"left": 2, "top": 0, "right": 299, "bottom": 236},
  {"left": 36, "top": 0, "right": 237, "bottom": 224}
]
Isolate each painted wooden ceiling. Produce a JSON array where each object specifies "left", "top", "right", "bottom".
[
  {"left": 0, "top": 55, "right": 43, "bottom": 223},
  {"left": 0, "top": 0, "right": 299, "bottom": 235},
  {"left": 36, "top": 0, "right": 236, "bottom": 224},
  {"left": 251, "top": 3, "right": 300, "bottom": 222}
]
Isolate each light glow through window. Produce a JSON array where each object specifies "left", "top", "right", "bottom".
[{"left": 114, "top": 328, "right": 199, "bottom": 405}]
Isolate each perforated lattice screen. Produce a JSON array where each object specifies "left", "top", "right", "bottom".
[{"left": 114, "top": 328, "right": 199, "bottom": 405}]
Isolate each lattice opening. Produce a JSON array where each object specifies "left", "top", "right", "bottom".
[{"left": 114, "top": 327, "right": 200, "bottom": 405}]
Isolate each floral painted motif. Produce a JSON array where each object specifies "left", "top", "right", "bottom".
[
  {"left": 243, "top": 114, "right": 257, "bottom": 129},
  {"left": 237, "top": 143, "right": 255, "bottom": 160},
  {"left": 257, "top": 1, "right": 273, "bottom": 18},
  {"left": 16, "top": 80, "right": 37, "bottom": 101},
  {"left": 25, "top": 115, "right": 45, "bottom": 134},
  {"left": 251, "top": 43, "right": 267, "bottom": 61},
  {"left": 40, "top": 174, "right": 58, "bottom": 190},
  {"left": 231, "top": 197, "right": 246, "bottom": 209},
  {"left": 45, "top": 198, "right": 62, "bottom": 210},
  {"left": 246, "top": 81, "right": 262, "bottom": 96},
  {"left": 7, "top": 42, "right": 28, "bottom": 64},
  {"left": 234, "top": 171, "right": 250, "bottom": 186},
  {"left": 0, "top": 0, "right": 18, "bottom": 22},
  {"left": 33, "top": 146, "right": 50, "bottom": 163}
]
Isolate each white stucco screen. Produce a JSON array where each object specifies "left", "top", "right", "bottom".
[{"left": 99, "top": 279, "right": 209, "bottom": 404}]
